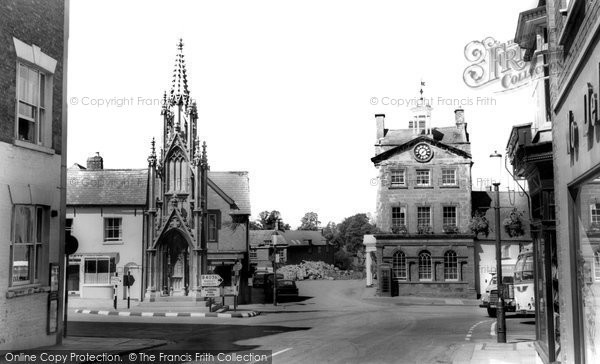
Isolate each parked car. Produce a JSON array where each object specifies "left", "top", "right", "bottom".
[
  {"left": 263, "top": 273, "right": 284, "bottom": 288},
  {"left": 264, "top": 279, "right": 299, "bottom": 301}
]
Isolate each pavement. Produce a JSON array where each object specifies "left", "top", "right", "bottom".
[
  {"left": 452, "top": 341, "right": 540, "bottom": 364},
  {"left": 68, "top": 296, "right": 260, "bottom": 318}
]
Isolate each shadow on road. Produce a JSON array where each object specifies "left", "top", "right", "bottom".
[{"left": 68, "top": 321, "right": 310, "bottom": 353}]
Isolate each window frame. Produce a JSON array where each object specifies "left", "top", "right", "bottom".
[
  {"left": 16, "top": 62, "right": 47, "bottom": 145},
  {"left": 103, "top": 217, "right": 122, "bottom": 242},
  {"left": 442, "top": 206, "right": 458, "bottom": 227},
  {"left": 416, "top": 169, "right": 431, "bottom": 187},
  {"left": 444, "top": 250, "right": 459, "bottom": 281},
  {"left": 418, "top": 251, "right": 432, "bottom": 281},
  {"left": 392, "top": 251, "right": 407, "bottom": 281},
  {"left": 83, "top": 257, "right": 115, "bottom": 285},
  {"left": 10, "top": 205, "right": 47, "bottom": 287},
  {"left": 590, "top": 203, "right": 600, "bottom": 224},
  {"left": 417, "top": 206, "right": 432, "bottom": 229},
  {"left": 207, "top": 210, "right": 221, "bottom": 242},
  {"left": 391, "top": 206, "right": 407, "bottom": 227},
  {"left": 390, "top": 169, "right": 406, "bottom": 187},
  {"left": 441, "top": 168, "right": 458, "bottom": 186}
]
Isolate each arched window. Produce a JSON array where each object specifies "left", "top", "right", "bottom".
[
  {"left": 392, "top": 251, "right": 407, "bottom": 280},
  {"left": 594, "top": 250, "right": 600, "bottom": 281},
  {"left": 418, "top": 251, "right": 432, "bottom": 280},
  {"left": 444, "top": 250, "right": 458, "bottom": 280}
]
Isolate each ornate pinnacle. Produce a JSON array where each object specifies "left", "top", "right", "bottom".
[
  {"left": 147, "top": 138, "right": 157, "bottom": 166},
  {"left": 201, "top": 141, "right": 209, "bottom": 169},
  {"left": 193, "top": 137, "right": 201, "bottom": 166}
]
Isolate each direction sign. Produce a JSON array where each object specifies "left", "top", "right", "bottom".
[
  {"left": 111, "top": 276, "right": 121, "bottom": 285},
  {"left": 200, "top": 287, "right": 221, "bottom": 297},
  {"left": 201, "top": 274, "right": 223, "bottom": 287}
]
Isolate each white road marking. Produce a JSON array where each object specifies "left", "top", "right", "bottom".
[
  {"left": 465, "top": 319, "right": 494, "bottom": 341},
  {"left": 272, "top": 348, "right": 292, "bottom": 357},
  {"left": 247, "top": 348, "right": 292, "bottom": 364},
  {"left": 490, "top": 321, "right": 497, "bottom": 336}
]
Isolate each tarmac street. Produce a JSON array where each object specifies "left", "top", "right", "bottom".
[{"left": 66, "top": 280, "right": 536, "bottom": 363}]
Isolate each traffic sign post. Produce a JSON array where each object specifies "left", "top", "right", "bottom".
[{"left": 200, "top": 274, "right": 223, "bottom": 287}]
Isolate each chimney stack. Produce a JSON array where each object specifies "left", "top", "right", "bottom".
[
  {"left": 454, "top": 109, "right": 465, "bottom": 126},
  {"left": 86, "top": 152, "right": 104, "bottom": 170},
  {"left": 375, "top": 114, "right": 386, "bottom": 140}
]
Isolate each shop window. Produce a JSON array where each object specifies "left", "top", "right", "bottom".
[
  {"left": 84, "top": 257, "right": 115, "bottom": 284},
  {"left": 10, "top": 205, "right": 48, "bottom": 286},
  {"left": 571, "top": 170, "right": 600, "bottom": 363},
  {"left": 392, "top": 251, "right": 407, "bottom": 281},
  {"left": 444, "top": 250, "right": 458, "bottom": 280},
  {"left": 418, "top": 251, "right": 432, "bottom": 280},
  {"left": 249, "top": 249, "right": 257, "bottom": 260}
]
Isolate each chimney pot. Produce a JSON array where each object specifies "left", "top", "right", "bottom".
[
  {"left": 375, "top": 114, "right": 385, "bottom": 140},
  {"left": 454, "top": 109, "right": 465, "bottom": 125}
]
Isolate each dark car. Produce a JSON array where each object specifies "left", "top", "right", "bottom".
[
  {"left": 263, "top": 273, "right": 284, "bottom": 288},
  {"left": 265, "top": 279, "right": 299, "bottom": 301}
]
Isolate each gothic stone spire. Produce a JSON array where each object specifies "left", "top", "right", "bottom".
[{"left": 169, "top": 38, "right": 190, "bottom": 108}]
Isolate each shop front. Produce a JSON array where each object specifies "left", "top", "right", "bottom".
[
  {"left": 506, "top": 124, "right": 559, "bottom": 363},
  {"left": 552, "top": 30, "right": 600, "bottom": 363}
]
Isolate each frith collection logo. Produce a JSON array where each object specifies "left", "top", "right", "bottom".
[{"left": 463, "top": 37, "right": 540, "bottom": 91}]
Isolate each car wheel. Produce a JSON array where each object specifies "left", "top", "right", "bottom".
[{"left": 487, "top": 307, "right": 497, "bottom": 318}]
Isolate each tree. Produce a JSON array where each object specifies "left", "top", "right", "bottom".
[
  {"left": 298, "top": 212, "right": 321, "bottom": 231},
  {"left": 336, "top": 213, "right": 378, "bottom": 254},
  {"left": 252, "top": 210, "right": 291, "bottom": 230},
  {"left": 249, "top": 220, "right": 263, "bottom": 230},
  {"left": 322, "top": 221, "right": 341, "bottom": 246}
]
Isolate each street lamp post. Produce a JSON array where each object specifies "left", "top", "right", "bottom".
[
  {"left": 493, "top": 182, "right": 507, "bottom": 343},
  {"left": 272, "top": 220, "right": 279, "bottom": 307},
  {"left": 490, "top": 150, "right": 506, "bottom": 343}
]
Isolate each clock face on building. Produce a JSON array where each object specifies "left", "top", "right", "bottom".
[{"left": 414, "top": 143, "right": 433, "bottom": 162}]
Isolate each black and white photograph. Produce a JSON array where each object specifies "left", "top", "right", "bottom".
[{"left": 1, "top": 0, "right": 599, "bottom": 363}]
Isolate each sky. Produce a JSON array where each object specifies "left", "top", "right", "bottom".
[{"left": 67, "top": 0, "right": 539, "bottom": 227}]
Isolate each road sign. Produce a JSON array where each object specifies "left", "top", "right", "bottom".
[
  {"left": 200, "top": 287, "right": 221, "bottom": 297},
  {"left": 111, "top": 276, "right": 121, "bottom": 285},
  {"left": 223, "top": 286, "right": 238, "bottom": 296},
  {"left": 201, "top": 274, "right": 223, "bottom": 287}
]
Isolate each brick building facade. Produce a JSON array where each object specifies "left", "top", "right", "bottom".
[
  {"left": 371, "top": 105, "right": 477, "bottom": 298},
  {"left": 0, "top": 0, "right": 68, "bottom": 349}
]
